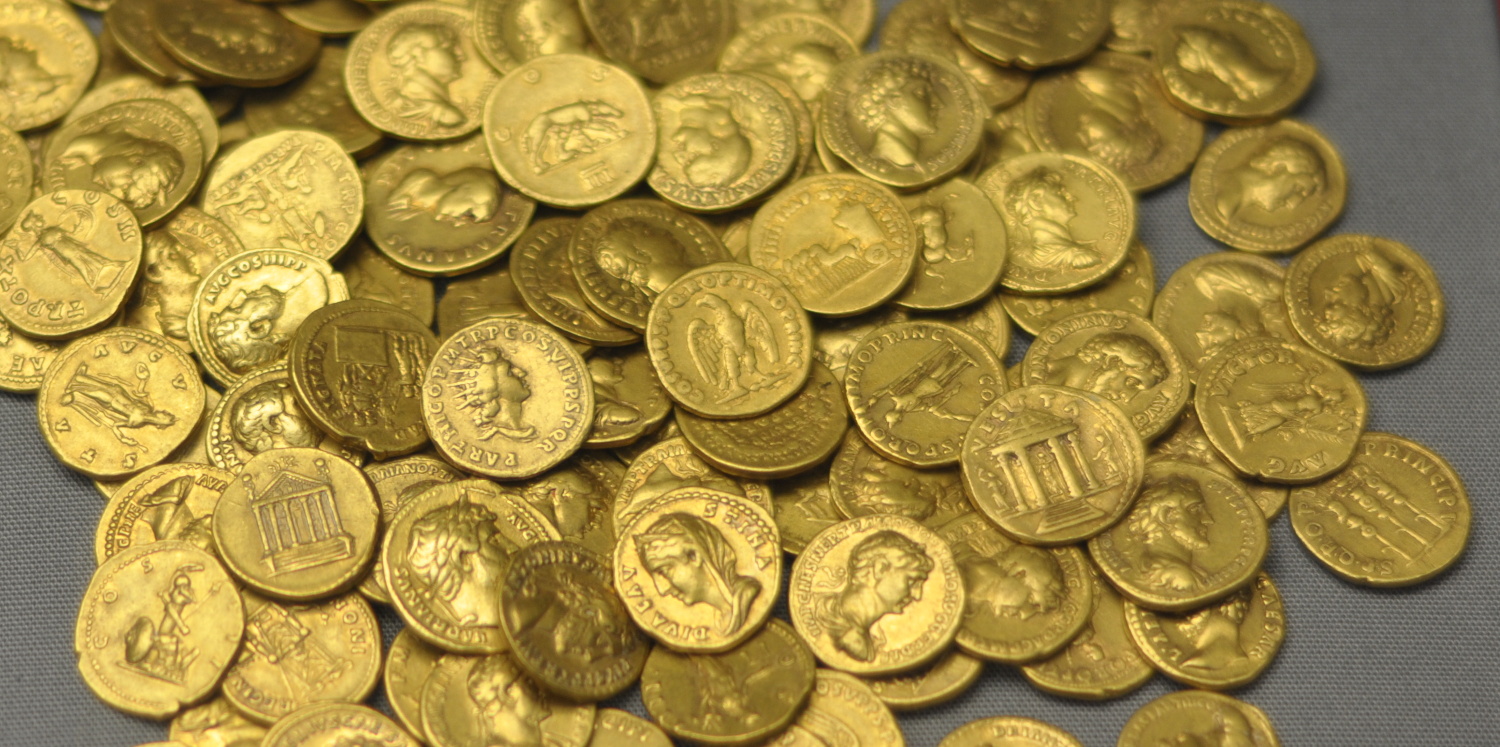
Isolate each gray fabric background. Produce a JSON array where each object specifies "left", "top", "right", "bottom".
[{"left": 4, "top": 1, "right": 1499, "bottom": 745}]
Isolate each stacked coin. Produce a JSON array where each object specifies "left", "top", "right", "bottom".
[{"left": 0, "top": 0, "right": 1469, "bottom": 744}]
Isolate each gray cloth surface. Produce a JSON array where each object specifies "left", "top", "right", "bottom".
[{"left": 4, "top": 1, "right": 1500, "bottom": 745}]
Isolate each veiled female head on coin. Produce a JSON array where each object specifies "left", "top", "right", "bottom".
[
  {"left": 1127, "top": 473, "right": 1214, "bottom": 592},
  {"left": 467, "top": 655, "right": 551, "bottom": 745},
  {"left": 1216, "top": 136, "right": 1323, "bottom": 220},
  {"left": 466, "top": 342, "right": 536, "bottom": 441},
  {"left": 811, "top": 529, "right": 934, "bottom": 662},
  {"left": 635, "top": 512, "right": 762, "bottom": 635},
  {"left": 386, "top": 23, "right": 466, "bottom": 127},
  {"left": 231, "top": 378, "right": 320, "bottom": 453},
  {"left": 408, "top": 497, "right": 512, "bottom": 626}
]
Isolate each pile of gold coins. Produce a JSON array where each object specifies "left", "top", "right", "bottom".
[{"left": 0, "top": 0, "right": 1471, "bottom": 743}]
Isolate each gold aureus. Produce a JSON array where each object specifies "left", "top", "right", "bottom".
[
  {"left": 472, "top": 0, "right": 590, "bottom": 74},
  {"left": 385, "top": 628, "right": 445, "bottom": 738},
  {"left": 589, "top": 709, "right": 673, "bottom": 747},
  {"left": 153, "top": 0, "right": 320, "bottom": 86},
  {"left": 782, "top": 670, "right": 905, "bottom": 746},
  {"left": 243, "top": 47, "right": 384, "bottom": 157},
  {"left": 104, "top": 0, "right": 197, "bottom": 84},
  {"left": 124, "top": 207, "right": 245, "bottom": 352},
  {"left": 893, "top": 179, "right": 1008, "bottom": 312},
  {"left": 0, "top": 0, "right": 97, "bottom": 131},
  {"left": 882, "top": 0, "right": 1030, "bottom": 110},
  {"left": 611, "top": 436, "right": 774, "bottom": 527},
  {"left": 1117, "top": 690, "right": 1282, "bottom": 747},
  {"left": 585, "top": 346, "right": 674, "bottom": 449},
  {"left": 263, "top": 703, "right": 420, "bottom": 747},
  {"left": 206, "top": 362, "right": 364, "bottom": 473},
  {"left": 771, "top": 466, "right": 841, "bottom": 555},
  {"left": 170, "top": 696, "right": 268, "bottom": 747},
  {"left": 1151, "top": 251, "right": 1295, "bottom": 384},
  {"left": 95, "top": 463, "right": 233, "bottom": 564},
  {"left": 277, "top": 0, "right": 376, "bottom": 37},
  {"left": 718, "top": 13, "right": 860, "bottom": 104},
  {"left": 359, "top": 455, "right": 462, "bottom": 602},
  {"left": 828, "top": 431, "right": 973, "bottom": 530},
  {"left": 436, "top": 264, "right": 534, "bottom": 338},
  {"left": 0, "top": 316, "right": 60, "bottom": 393},
  {"left": 62, "top": 75, "right": 220, "bottom": 169},
  {"left": 0, "top": 124, "right": 31, "bottom": 232},
  {"left": 420, "top": 653, "right": 595, "bottom": 747},
  {"left": 1021, "top": 567, "right": 1155, "bottom": 700},
  {"left": 1151, "top": 404, "right": 1288, "bottom": 520},
  {"left": 1152, "top": 0, "right": 1315, "bottom": 123},
  {"left": 863, "top": 649, "right": 984, "bottom": 711},
  {"left": 677, "top": 361, "right": 848, "bottom": 478},
  {"left": 346, "top": 3, "right": 497, "bottom": 140},
  {"left": 1125, "top": 572, "right": 1285, "bottom": 689},
  {"left": 512, "top": 217, "right": 640, "bottom": 346},
  {"left": 339, "top": 241, "right": 436, "bottom": 327},
  {"left": 947, "top": 0, "right": 1108, "bottom": 69},
  {"left": 1002, "top": 238, "right": 1155, "bottom": 336},
  {"left": 939, "top": 716, "right": 1085, "bottom": 747},
  {"left": 578, "top": 0, "right": 731, "bottom": 84},
  {"left": 514, "top": 454, "right": 623, "bottom": 561}
]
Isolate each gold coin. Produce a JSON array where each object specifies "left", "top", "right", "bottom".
[
  {"left": 790, "top": 515, "right": 963, "bottom": 675},
  {"left": 436, "top": 263, "right": 535, "bottom": 338},
  {"left": 569, "top": 199, "right": 733, "bottom": 332},
  {"left": 154, "top": 0, "right": 320, "bottom": 86},
  {"left": 104, "top": 0, "right": 197, "bottom": 85},
  {"left": 213, "top": 449, "right": 379, "bottom": 600},
  {"left": 1151, "top": 251, "right": 1296, "bottom": 384},
  {"left": 917, "top": 294, "right": 1014, "bottom": 362},
  {"left": 1151, "top": 404, "right": 1288, "bottom": 520},
  {"left": 940, "top": 716, "right": 1085, "bottom": 747},
  {"left": 771, "top": 464, "right": 841, "bottom": 555},
  {"left": 614, "top": 487, "right": 781, "bottom": 652},
  {"left": 747, "top": 71, "right": 818, "bottom": 184},
  {"left": 423, "top": 316, "right": 595, "bottom": 478},
  {"left": 0, "top": 190, "right": 142, "bottom": 339},
  {"left": 385, "top": 628, "right": 445, "bottom": 739},
  {"left": 1125, "top": 571, "right": 1285, "bottom": 690},
  {"left": 383, "top": 479, "right": 561, "bottom": 653},
  {"left": 1106, "top": 0, "right": 1190, "bottom": 55},
  {"left": 359, "top": 455, "right": 463, "bottom": 603},
  {"left": 1089, "top": 460, "right": 1269, "bottom": 612},
  {"left": 420, "top": 653, "right": 595, "bottom": 747},
  {"left": 1117, "top": 690, "right": 1282, "bottom": 747},
  {"left": 1289, "top": 431, "right": 1471, "bottom": 587},
  {"left": 863, "top": 648, "right": 984, "bottom": 711},
  {"left": 62, "top": 75, "right": 220, "bottom": 169},
  {"left": 737, "top": 0, "right": 875, "bottom": 45},
  {"left": 338, "top": 239, "right": 437, "bottom": 327},
  {"left": 980, "top": 103, "right": 1042, "bottom": 173},
  {"left": 811, "top": 307, "right": 906, "bottom": 382},
  {"left": 1152, "top": 0, "right": 1315, "bottom": 123},
  {"left": 1189, "top": 119, "right": 1346, "bottom": 254},
  {"left": 1002, "top": 238, "right": 1155, "bottom": 336},
  {"left": 1196, "top": 337, "right": 1368, "bottom": 483},
  {"left": 201, "top": 130, "right": 364, "bottom": 261},
  {"left": 677, "top": 361, "right": 847, "bottom": 478},
  {"left": 499, "top": 541, "right": 648, "bottom": 700},
  {"left": 612, "top": 436, "right": 773, "bottom": 527},
  {"left": 1284, "top": 234, "right": 1444, "bottom": 370},
  {"left": 578, "top": 0, "right": 730, "bottom": 84},
  {"left": 784, "top": 670, "right": 905, "bottom": 746},
  {"left": 515, "top": 453, "right": 622, "bottom": 560},
  {"left": 0, "top": 124, "right": 31, "bottom": 232},
  {"left": 980, "top": 152, "right": 1136, "bottom": 295},
  {"left": 828, "top": 431, "right": 973, "bottom": 530},
  {"left": 75, "top": 541, "right": 243, "bottom": 719},
  {"left": 0, "top": 316, "right": 60, "bottom": 393},
  {"left": 242, "top": 47, "right": 384, "bottom": 157},
  {"left": 277, "top": 0, "right": 376, "bottom": 37},
  {"left": 893, "top": 179, "right": 1008, "bottom": 312},
  {"left": 588, "top": 709, "right": 672, "bottom": 747},
  {"left": 39, "top": 327, "right": 205, "bottom": 479},
  {"left": 650, "top": 72, "right": 798, "bottom": 212},
  {"left": 941, "top": 513, "right": 1092, "bottom": 664},
  {"left": 364, "top": 136, "right": 535, "bottom": 277},
  {"left": 585, "top": 346, "right": 673, "bottom": 448},
  {"left": 748, "top": 174, "right": 918, "bottom": 316},
  {"left": 640, "top": 618, "right": 814, "bottom": 744},
  {"left": 123, "top": 207, "right": 246, "bottom": 352},
  {"left": 1021, "top": 310, "right": 1190, "bottom": 441},
  {"left": 94, "top": 463, "right": 233, "bottom": 564},
  {"left": 844, "top": 320, "right": 1005, "bottom": 468},
  {"left": 206, "top": 362, "right": 365, "bottom": 473},
  {"left": 0, "top": 0, "right": 96, "bottom": 131},
  {"left": 1026, "top": 52, "right": 1205, "bottom": 192},
  {"left": 947, "top": 0, "right": 1108, "bottom": 69},
  {"left": 94, "top": 388, "right": 222, "bottom": 500},
  {"left": 962, "top": 385, "right": 1145, "bottom": 545},
  {"left": 471, "top": 0, "right": 590, "bottom": 74},
  {"left": 718, "top": 12, "right": 860, "bottom": 104},
  {"left": 646, "top": 262, "right": 813, "bottom": 418},
  {"left": 170, "top": 696, "right": 268, "bottom": 747},
  {"left": 263, "top": 703, "right": 420, "bottom": 747},
  {"left": 1021, "top": 566, "right": 1154, "bottom": 701},
  {"left": 511, "top": 217, "right": 641, "bottom": 346},
  {"left": 882, "top": 0, "right": 1031, "bottom": 110},
  {"left": 483, "top": 54, "right": 656, "bottom": 207}
]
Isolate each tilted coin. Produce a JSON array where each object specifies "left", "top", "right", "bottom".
[
  {"left": 588, "top": 709, "right": 673, "bottom": 747},
  {"left": 646, "top": 262, "right": 813, "bottom": 418},
  {"left": 1151, "top": 404, "right": 1289, "bottom": 519},
  {"left": 170, "top": 696, "right": 268, "bottom": 747},
  {"left": 359, "top": 455, "right": 462, "bottom": 603},
  {"left": 499, "top": 541, "right": 648, "bottom": 700},
  {"left": 1125, "top": 572, "right": 1285, "bottom": 690},
  {"left": 153, "top": 0, "right": 320, "bottom": 86},
  {"left": 790, "top": 515, "right": 963, "bottom": 675},
  {"left": 364, "top": 136, "right": 535, "bottom": 276},
  {"left": 771, "top": 464, "right": 842, "bottom": 555},
  {"left": 882, "top": 0, "right": 1030, "bottom": 111},
  {"left": 1021, "top": 310, "right": 1190, "bottom": 441},
  {"left": 188, "top": 248, "right": 350, "bottom": 387},
  {"left": 0, "top": 317, "right": 60, "bottom": 393},
  {"left": 1151, "top": 251, "right": 1296, "bottom": 383},
  {"left": 1107, "top": 0, "right": 1191, "bottom": 55},
  {"left": 1189, "top": 119, "right": 1346, "bottom": 254},
  {"left": 206, "top": 362, "right": 364, "bottom": 473},
  {"left": 511, "top": 218, "right": 640, "bottom": 346},
  {"left": 263, "top": 703, "right": 419, "bottom": 747},
  {"left": 1116, "top": 690, "right": 1282, "bottom": 747},
  {"left": 810, "top": 307, "right": 906, "bottom": 383},
  {"left": 612, "top": 437, "right": 774, "bottom": 527},
  {"left": 940, "top": 514, "right": 1092, "bottom": 664},
  {"left": 124, "top": 207, "right": 245, "bottom": 352},
  {"left": 569, "top": 199, "right": 733, "bottom": 332},
  {"left": 0, "top": 190, "right": 142, "bottom": 339},
  {"left": 677, "top": 361, "right": 847, "bottom": 478},
  {"left": 95, "top": 463, "right": 233, "bottom": 564},
  {"left": 862, "top": 648, "right": 984, "bottom": 711},
  {"left": 893, "top": 179, "right": 1008, "bottom": 312},
  {"left": 918, "top": 294, "right": 1014, "bottom": 362},
  {"left": 62, "top": 74, "right": 219, "bottom": 169},
  {"left": 650, "top": 73, "right": 798, "bottom": 213},
  {"left": 1021, "top": 566, "right": 1155, "bottom": 701},
  {"left": 718, "top": 12, "right": 860, "bottom": 103},
  {"left": 94, "top": 389, "right": 221, "bottom": 500},
  {"left": 422, "top": 653, "right": 595, "bottom": 747},
  {"left": 962, "top": 385, "right": 1145, "bottom": 545},
  {"left": 105, "top": 0, "right": 197, "bottom": 85},
  {"left": 288, "top": 299, "right": 438, "bottom": 458},
  {"left": 1289, "top": 432, "right": 1471, "bottom": 587},
  {"left": 614, "top": 487, "right": 782, "bottom": 652},
  {"left": 829, "top": 432, "right": 973, "bottom": 530},
  {"left": 0, "top": 124, "right": 31, "bottom": 232},
  {"left": 0, "top": 0, "right": 96, "bottom": 131},
  {"left": 748, "top": 174, "right": 918, "bottom": 316},
  {"left": 483, "top": 54, "right": 656, "bottom": 207},
  {"left": 436, "top": 263, "right": 533, "bottom": 338},
  {"left": 39, "top": 327, "right": 204, "bottom": 479},
  {"left": 338, "top": 240, "right": 436, "bottom": 327},
  {"left": 384, "top": 628, "right": 443, "bottom": 739},
  {"left": 201, "top": 130, "right": 364, "bottom": 261},
  {"left": 783, "top": 670, "right": 905, "bottom": 747},
  {"left": 578, "top": 0, "right": 731, "bottom": 84},
  {"left": 75, "top": 541, "right": 244, "bottom": 719},
  {"left": 1089, "top": 461, "right": 1269, "bottom": 612},
  {"left": 941, "top": 717, "right": 1085, "bottom": 747},
  {"left": 471, "top": 0, "right": 590, "bottom": 74},
  {"left": 1152, "top": 0, "right": 1315, "bottom": 123},
  {"left": 1026, "top": 52, "right": 1205, "bottom": 192},
  {"left": 947, "top": 0, "right": 1108, "bottom": 69},
  {"left": 383, "top": 479, "right": 561, "bottom": 653},
  {"left": 640, "top": 619, "right": 815, "bottom": 745},
  {"left": 242, "top": 47, "right": 384, "bottom": 157},
  {"left": 277, "top": 0, "right": 376, "bottom": 36},
  {"left": 585, "top": 346, "right": 673, "bottom": 448},
  {"left": 1196, "top": 337, "right": 1368, "bottom": 483},
  {"left": 745, "top": 70, "right": 819, "bottom": 185},
  {"left": 1003, "top": 238, "right": 1155, "bottom": 336},
  {"left": 1285, "top": 234, "right": 1444, "bottom": 370},
  {"left": 820, "top": 51, "right": 985, "bottom": 189},
  {"left": 844, "top": 321, "right": 1005, "bottom": 468},
  {"left": 980, "top": 152, "right": 1136, "bottom": 295},
  {"left": 423, "top": 316, "right": 595, "bottom": 479}
]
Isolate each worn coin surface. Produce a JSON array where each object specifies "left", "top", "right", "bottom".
[
  {"left": 829, "top": 432, "right": 973, "bottom": 530},
  {"left": 263, "top": 703, "right": 419, "bottom": 747},
  {"left": 170, "top": 696, "right": 268, "bottom": 747},
  {"left": 153, "top": 0, "right": 320, "bottom": 86},
  {"left": 771, "top": 465, "right": 842, "bottom": 556},
  {"left": 206, "top": 362, "right": 364, "bottom": 473},
  {"left": 578, "top": 0, "right": 730, "bottom": 84},
  {"left": 471, "top": 0, "right": 590, "bottom": 74},
  {"left": 512, "top": 217, "right": 640, "bottom": 346},
  {"left": 737, "top": 0, "right": 875, "bottom": 46},
  {"left": 650, "top": 72, "right": 798, "bottom": 212},
  {"left": 383, "top": 627, "right": 444, "bottom": 738},
  {"left": 338, "top": 241, "right": 436, "bottom": 327},
  {"left": 589, "top": 709, "right": 673, "bottom": 747},
  {"left": 947, "top": 0, "right": 1108, "bottom": 70},
  {"left": 1116, "top": 690, "right": 1282, "bottom": 747},
  {"left": 359, "top": 456, "right": 463, "bottom": 603},
  {"left": 862, "top": 648, "right": 984, "bottom": 711},
  {"left": 1152, "top": 0, "right": 1315, "bottom": 123},
  {"left": 580, "top": 348, "right": 671, "bottom": 450},
  {"left": 1125, "top": 572, "right": 1285, "bottom": 690},
  {"left": 63, "top": 75, "right": 219, "bottom": 170},
  {"left": 421, "top": 652, "right": 595, "bottom": 747},
  {"left": 0, "top": 0, "right": 97, "bottom": 131},
  {"left": 105, "top": 0, "right": 197, "bottom": 84},
  {"left": 1021, "top": 567, "right": 1155, "bottom": 701},
  {"left": 1151, "top": 251, "right": 1295, "bottom": 383},
  {"left": 784, "top": 670, "right": 906, "bottom": 747},
  {"left": 1003, "top": 239, "right": 1155, "bottom": 336},
  {"left": 1152, "top": 404, "right": 1288, "bottom": 520},
  {"left": 612, "top": 437, "right": 774, "bottom": 526},
  {"left": 894, "top": 179, "right": 1008, "bottom": 312},
  {"left": 939, "top": 716, "right": 1085, "bottom": 747},
  {"left": 94, "top": 463, "right": 232, "bottom": 564},
  {"left": 0, "top": 125, "right": 30, "bottom": 232},
  {"left": 677, "top": 361, "right": 847, "bottom": 478},
  {"left": 124, "top": 207, "right": 245, "bottom": 352},
  {"left": 882, "top": 0, "right": 1031, "bottom": 111},
  {"left": 0, "top": 317, "right": 60, "bottom": 393},
  {"left": 437, "top": 264, "right": 535, "bottom": 338},
  {"left": 718, "top": 12, "right": 860, "bottom": 103},
  {"left": 243, "top": 47, "right": 384, "bottom": 157}
]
